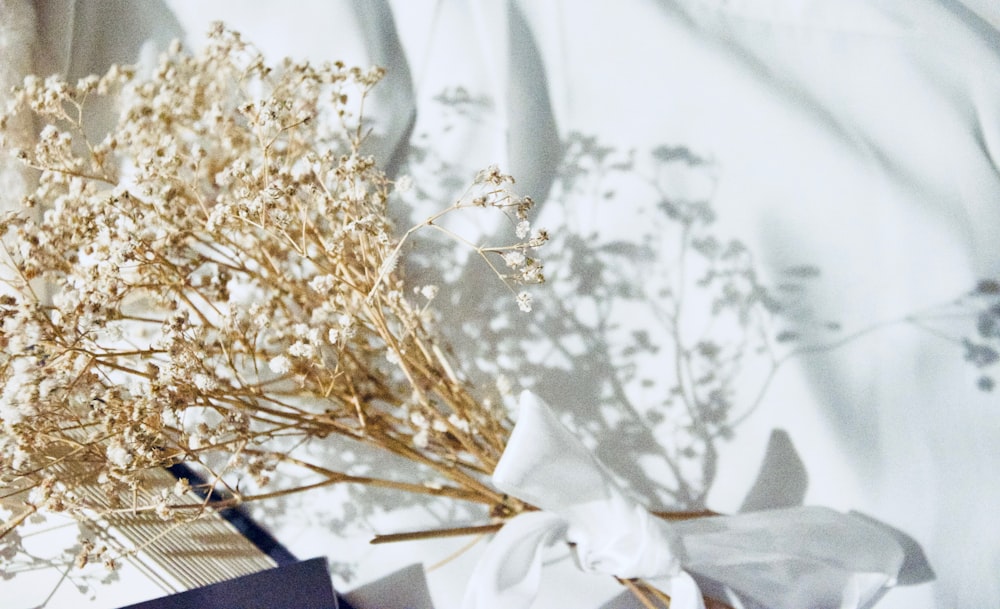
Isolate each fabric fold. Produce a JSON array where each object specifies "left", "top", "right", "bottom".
[
  {"left": 462, "top": 511, "right": 567, "bottom": 609},
  {"left": 674, "top": 507, "right": 904, "bottom": 609},
  {"left": 463, "top": 391, "right": 905, "bottom": 609}
]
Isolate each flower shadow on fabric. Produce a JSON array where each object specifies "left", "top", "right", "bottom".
[{"left": 415, "top": 131, "right": 832, "bottom": 511}]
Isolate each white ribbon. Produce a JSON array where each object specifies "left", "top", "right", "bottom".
[{"left": 463, "top": 391, "right": 906, "bottom": 609}]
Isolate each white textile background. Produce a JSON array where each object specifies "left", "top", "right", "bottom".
[{"left": 2, "top": 1, "right": 999, "bottom": 608}]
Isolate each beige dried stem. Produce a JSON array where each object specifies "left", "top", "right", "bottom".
[{"left": 0, "top": 24, "right": 544, "bottom": 567}]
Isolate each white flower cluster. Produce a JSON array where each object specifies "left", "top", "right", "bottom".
[{"left": 0, "top": 24, "right": 545, "bottom": 567}]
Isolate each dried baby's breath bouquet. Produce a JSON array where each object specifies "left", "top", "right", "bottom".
[{"left": 0, "top": 25, "right": 545, "bottom": 567}]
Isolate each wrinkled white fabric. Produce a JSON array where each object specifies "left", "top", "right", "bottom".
[
  {"left": 562, "top": 497, "right": 685, "bottom": 580},
  {"left": 675, "top": 506, "right": 905, "bottom": 609},
  {"left": 465, "top": 392, "right": 905, "bottom": 609},
  {"left": 6, "top": 2, "right": 1000, "bottom": 607},
  {"left": 466, "top": 391, "right": 700, "bottom": 609},
  {"left": 461, "top": 511, "right": 568, "bottom": 609},
  {"left": 0, "top": 0, "right": 35, "bottom": 221}
]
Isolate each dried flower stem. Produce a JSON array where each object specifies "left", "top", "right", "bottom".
[
  {"left": 369, "top": 509, "right": 718, "bottom": 544},
  {"left": 619, "top": 578, "right": 669, "bottom": 609},
  {"left": 0, "top": 25, "right": 547, "bottom": 571}
]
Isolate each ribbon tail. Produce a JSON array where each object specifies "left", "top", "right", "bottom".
[
  {"left": 463, "top": 511, "right": 568, "bottom": 609},
  {"left": 647, "top": 570, "right": 706, "bottom": 609},
  {"left": 675, "top": 507, "right": 905, "bottom": 609}
]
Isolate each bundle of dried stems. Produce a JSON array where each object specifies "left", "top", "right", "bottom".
[
  {"left": 0, "top": 21, "right": 542, "bottom": 565},
  {"left": 0, "top": 25, "right": 722, "bottom": 608}
]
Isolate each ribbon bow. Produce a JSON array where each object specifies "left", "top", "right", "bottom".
[{"left": 463, "top": 391, "right": 906, "bottom": 609}]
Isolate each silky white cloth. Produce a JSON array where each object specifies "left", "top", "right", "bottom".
[
  {"left": 465, "top": 390, "right": 702, "bottom": 609},
  {"left": 4, "top": 2, "right": 1000, "bottom": 608},
  {"left": 0, "top": 0, "right": 35, "bottom": 219},
  {"left": 464, "top": 392, "right": 904, "bottom": 609}
]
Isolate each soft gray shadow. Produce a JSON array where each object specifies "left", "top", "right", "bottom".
[
  {"left": 342, "top": 563, "right": 435, "bottom": 609},
  {"left": 352, "top": 0, "right": 416, "bottom": 177},
  {"left": 506, "top": 0, "right": 561, "bottom": 203},
  {"left": 940, "top": 0, "right": 1000, "bottom": 57},
  {"left": 34, "top": 0, "right": 185, "bottom": 142},
  {"left": 34, "top": 0, "right": 184, "bottom": 78},
  {"left": 597, "top": 590, "right": 646, "bottom": 609},
  {"left": 397, "top": 128, "right": 836, "bottom": 515},
  {"left": 739, "top": 429, "right": 808, "bottom": 512}
]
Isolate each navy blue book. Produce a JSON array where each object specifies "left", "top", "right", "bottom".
[
  {"left": 118, "top": 557, "right": 341, "bottom": 609},
  {"left": 113, "top": 463, "right": 356, "bottom": 609}
]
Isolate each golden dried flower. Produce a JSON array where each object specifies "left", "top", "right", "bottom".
[{"left": 0, "top": 24, "right": 545, "bottom": 568}]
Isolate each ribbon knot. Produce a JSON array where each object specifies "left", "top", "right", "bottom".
[
  {"left": 463, "top": 391, "right": 906, "bottom": 609},
  {"left": 563, "top": 496, "right": 684, "bottom": 579}
]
